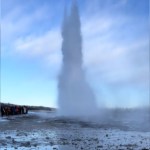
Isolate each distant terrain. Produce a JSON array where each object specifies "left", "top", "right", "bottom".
[{"left": 0, "top": 102, "right": 56, "bottom": 111}]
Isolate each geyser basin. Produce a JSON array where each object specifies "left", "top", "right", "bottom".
[{"left": 58, "top": 1, "right": 97, "bottom": 117}]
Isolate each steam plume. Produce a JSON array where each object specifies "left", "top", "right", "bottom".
[{"left": 58, "top": 1, "right": 97, "bottom": 117}]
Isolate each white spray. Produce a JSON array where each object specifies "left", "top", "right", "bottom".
[{"left": 58, "top": 1, "right": 98, "bottom": 117}]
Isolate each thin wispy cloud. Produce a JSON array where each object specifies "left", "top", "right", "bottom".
[{"left": 14, "top": 29, "right": 61, "bottom": 56}]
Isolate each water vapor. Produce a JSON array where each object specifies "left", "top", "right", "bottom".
[{"left": 58, "top": 1, "right": 98, "bottom": 117}]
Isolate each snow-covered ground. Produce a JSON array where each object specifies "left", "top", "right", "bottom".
[
  {"left": 0, "top": 110, "right": 150, "bottom": 150},
  {"left": 0, "top": 127, "right": 150, "bottom": 150}
]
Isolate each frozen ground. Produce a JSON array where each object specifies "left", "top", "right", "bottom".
[{"left": 0, "top": 109, "right": 150, "bottom": 150}]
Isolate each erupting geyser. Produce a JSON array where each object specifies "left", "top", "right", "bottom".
[{"left": 58, "top": 1, "right": 97, "bottom": 117}]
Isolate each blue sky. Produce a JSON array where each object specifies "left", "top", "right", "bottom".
[{"left": 1, "top": 0, "right": 149, "bottom": 108}]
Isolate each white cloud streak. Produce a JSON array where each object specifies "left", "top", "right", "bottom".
[{"left": 14, "top": 30, "right": 61, "bottom": 56}]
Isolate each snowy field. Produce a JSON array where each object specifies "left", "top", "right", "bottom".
[{"left": 0, "top": 110, "right": 150, "bottom": 150}]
